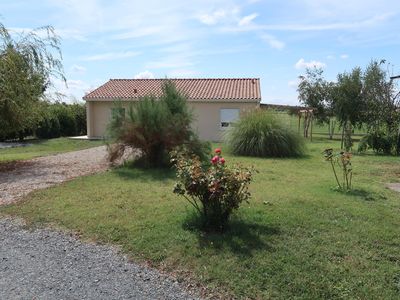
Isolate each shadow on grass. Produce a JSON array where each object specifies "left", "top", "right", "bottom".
[
  {"left": 225, "top": 151, "right": 312, "bottom": 161},
  {"left": 183, "top": 212, "right": 280, "bottom": 257},
  {"left": 351, "top": 188, "right": 388, "bottom": 201},
  {"left": 333, "top": 187, "right": 386, "bottom": 201},
  {"left": 114, "top": 165, "right": 175, "bottom": 182}
]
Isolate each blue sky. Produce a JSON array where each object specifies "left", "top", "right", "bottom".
[{"left": 1, "top": 0, "right": 399, "bottom": 104}]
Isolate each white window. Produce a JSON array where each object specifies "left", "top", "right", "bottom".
[{"left": 220, "top": 108, "right": 239, "bottom": 129}]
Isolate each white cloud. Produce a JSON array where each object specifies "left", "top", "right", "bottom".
[
  {"left": 236, "top": 13, "right": 395, "bottom": 32},
  {"left": 45, "top": 78, "right": 94, "bottom": 102},
  {"left": 340, "top": 54, "right": 349, "bottom": 59},
  {"left": 134, "top": 70, "right": 155, "bottom": 79},
  {"left": 198, "top": 9, "right": 227, "bottom": 25},
  {"left": 70, "top": 64, "right": 87, "bottom": 74},
  {"left": 66, "top": 79, "right": 88, "bottom": 90},
  {"left": 82, "top": 51, "right": 140, "bottom": 61},
  {"left": 238, "top": 13, "right": 258, "bottom": 26},
  {"left": 197, "top": 7, "right": 240, "bottom": 25},
  {"left": 261, "top": 34, "right": 285, "bottom": 50},
  {"left": 295, "top": 58, "right": 326, "bottom": 69}
]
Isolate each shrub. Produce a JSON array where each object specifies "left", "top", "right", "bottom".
[
  {"left": 107, "top": 80, "right": 210, "bottom": 168},
  {"left": 69, "top": 103, "right": 87, "bottom": 135},
  {"left": 35, "top": 102, "right": 86, "bottom": 139},
  {"left": 226, "top": 110, "right": 305, "bottom": 157},
  {"left": 36, "top": 113, "right": 61, "bottom": 139},
  {"left": 54, "top": 105, "right": 78, "bottom": 137},
  {"left": 358, "top": 131, "right": 396, "bottom": 155},
  {"left": 172, "top": 148, "right": 254, "bottom": 231}
]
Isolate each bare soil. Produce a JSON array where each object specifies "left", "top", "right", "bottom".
[{"left": 387, "top": 183, "right": 400, "bottom": 192}]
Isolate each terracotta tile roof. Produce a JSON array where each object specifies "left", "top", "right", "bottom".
[{"left": 83, "top": 78, "right": 261, "bottom": 101}]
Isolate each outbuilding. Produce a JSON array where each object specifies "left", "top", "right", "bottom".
[{"left": 83, "top": 78, "right": 261, "bottom": 141}]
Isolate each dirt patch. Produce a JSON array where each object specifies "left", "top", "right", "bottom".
[
  {"left": 0, "top": 146, "right": 112, "bottom": 205},
  {"left": 0, "top": 160, "right": 35, "bottom": 173}
]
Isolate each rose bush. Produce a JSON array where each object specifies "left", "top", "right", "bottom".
[{"left": 171, "top": 148, "right": 254, "bottom": 231}]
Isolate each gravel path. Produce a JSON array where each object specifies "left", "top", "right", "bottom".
[
  {"left": 0, "top": 146, "right": 111, "bottom": 205},
  {"left": 0, "top": 217, "right": 200, "bottom": 300}
]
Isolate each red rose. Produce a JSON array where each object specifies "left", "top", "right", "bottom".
[
  {"left": 220, "top": 157, "right": 225, "bottom": 164},
  {"left": 215, "top": 148, "right": 222, "bottom": 154},
  {"left": 211, "top": 156, "right": 219, "bottom": 164}
]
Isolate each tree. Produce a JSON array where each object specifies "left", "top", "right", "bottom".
[
  {"left": 0, "top": 23, "right": 65, "bottom": 140},
  {"left": 298, "top": 68, "right": 334, "bottom": 138},
  {"left": 361, "top": 60, "right": 400, "bottom": 155},
  {"left": 331, "top": 67, "right": 364, "bottom": 150},
  {"left": 363, "top": 60, "right": 398, "bottom": 132},
  {"left": 296, "top": 59, "right": 400, "bottom": 154}
]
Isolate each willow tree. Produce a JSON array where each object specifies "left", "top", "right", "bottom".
[{"left": 0, "top": 23, "right": 65, "bottom": 140}]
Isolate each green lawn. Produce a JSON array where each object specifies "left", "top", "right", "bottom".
[
  {"left": 0, "top": 138, "right": 104, "bottom": 163},
  {"left": 1, "top": 139, "right": 399, "bottom": 299}
]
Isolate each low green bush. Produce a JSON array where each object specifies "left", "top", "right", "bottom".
[
  {"left": 226, "top": 110, "right": 306, "bottom": 157},
  {"left": 358, "top": 131, "right": 397, "bottom": 155}
]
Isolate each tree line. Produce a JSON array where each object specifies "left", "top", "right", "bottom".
[{"left": 298, "top": 60, "right": 400, "bottom": 155}]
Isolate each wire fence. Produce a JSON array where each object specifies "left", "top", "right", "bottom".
[{"left": 267, "top": 111, "right": 367, "bottom": 139}]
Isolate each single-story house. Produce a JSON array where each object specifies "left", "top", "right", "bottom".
[{"left": 83, "top": 78, "right": 261, "bottom": 141}]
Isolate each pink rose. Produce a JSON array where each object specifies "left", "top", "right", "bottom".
[
  {"left": 215, "top": 148, "right": 222, "bottom": 154},
  {"left": 211, "top": 156, "right": 219, "bottom": 164},
  {"left": 220, "top": 157, "right": 225, "bottom": 164}
]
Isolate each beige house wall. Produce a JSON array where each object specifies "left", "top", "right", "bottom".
[
  {"left": 189, "top": 102, "right": 259, "bottom": 141},
  {"left": 86, "top": 99, "right": 259, "bottom": 141}
]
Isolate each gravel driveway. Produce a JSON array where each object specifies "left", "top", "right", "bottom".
[
  {"left": 0, "top": 146, "right": 111, "bottom": 205},
  {"left": 0, "top": 218, "right": 200, "bottom": 300}
]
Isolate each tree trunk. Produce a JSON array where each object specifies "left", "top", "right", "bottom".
[
  {"left": 341, "top": 124, "right": 345, "bottom": 149},
  {"left": 304, "top": 112, "right": 310, "bottom": 138},
  {"left": 328, "top": 120, "right": 331, "bottom": 140},
  {"left": 328, "top": 118, "right": 335, "bottom": 140}
]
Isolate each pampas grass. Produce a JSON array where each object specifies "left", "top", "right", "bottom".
[{"left": 225, "top": 110, "right": 306, "bottom": 157}]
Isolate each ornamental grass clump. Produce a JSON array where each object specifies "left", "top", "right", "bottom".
[
  {"left": 172, "top": 148, "right": 254, "bottom": 231},
  {"left": 226, "top": 110, "right": 305, "bottom": 157}
]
